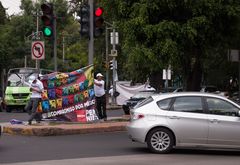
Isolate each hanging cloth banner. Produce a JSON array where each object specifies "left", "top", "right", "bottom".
[{"left": 39, "top": 65, "right": 98, "bottom": 122}]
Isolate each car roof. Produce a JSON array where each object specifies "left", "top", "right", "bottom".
[
  {"left": 138, "top": 90, "right": 156, "bottom": 92},
  {"left": 151, "top": 92, "right": 227, "bottom": 100}
]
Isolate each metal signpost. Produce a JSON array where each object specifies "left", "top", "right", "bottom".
[
  {"left": 163, "top": 68, "right": 171, "bottom": 92},
  {"left": 110, "top": 28, "right": 118, "bottom": 104}
]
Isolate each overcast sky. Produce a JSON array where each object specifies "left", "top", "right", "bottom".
[{"left": 1, "top": 0, "right": 22, "bottom": 15}]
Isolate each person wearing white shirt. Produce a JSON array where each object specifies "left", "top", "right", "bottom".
[
  {"left": 94, "top": 73, "right": 107, "bottom": 121},
  {"left": 25, "top": 75, "right": 44, "bottom": 125},
  {"left": 108, "top": 85, "right": 113, "bottom": 105}
]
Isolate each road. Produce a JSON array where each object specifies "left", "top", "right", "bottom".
[
  {"left": 1, "top": 132, "right": 240, "bottom": 165},
  {"left": 1, "top": 111, "right": 240, "bottom": 165},
  {"left": 0, "top": 132, "right": 144, "bottom": 164}
]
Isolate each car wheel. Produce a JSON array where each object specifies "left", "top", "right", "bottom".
[{"left": 146, "top": 128, "right": 174, "bottom": 154}]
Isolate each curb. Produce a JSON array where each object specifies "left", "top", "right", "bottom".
[
  {"left": 3, "top": 121, "right": 129, "bottom": 136},
  {"left": 106, "top": 105, "right": 122, "bottom": 110}
]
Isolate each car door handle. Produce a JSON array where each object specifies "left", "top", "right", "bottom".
[
  {"left": 169, "top": 116, "right": 180, "bottom": 119},
  {"left": 209, "top": 119, "right": 220, "bottom": 123}
]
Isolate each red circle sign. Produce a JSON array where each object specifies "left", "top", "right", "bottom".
[{"left": 32, "top": 42, "right": 44, "bottom": 59}]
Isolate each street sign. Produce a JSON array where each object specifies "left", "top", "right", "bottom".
[
  {"left": 110, "top": 32, "right": 119, "bottom": 45},
  {"left": 163, "top": 69, "right": 171, "bottom": 80},
  {"left": 228, "top": 49, "right": 239, "bottom": 62},
  {"left": 31, "top": 41, "right": 45, "bottom": 60}
]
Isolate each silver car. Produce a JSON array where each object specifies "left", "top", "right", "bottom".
[{"left": 127, "top": 92, "right": 240, "bottom": 153}]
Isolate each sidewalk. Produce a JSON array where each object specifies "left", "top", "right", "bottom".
[{"left": 2, "top": 115, "right": 130, "bottom": 136}]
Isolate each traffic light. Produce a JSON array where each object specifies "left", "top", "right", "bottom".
[
  {"left": 79, "top": 4, "right": 90, "bottom": 37},
  {"left": 109, "top": 60, "right": 117, "bottom": 70},
  {"left": 41, "top": 3, "right": 54, "bottom": 37},
  {"left": 94, "top": 6, "right": 104, "bottom": 37},
  {"left": 109, "top": 60, "right": 113, "bottom": 70}
]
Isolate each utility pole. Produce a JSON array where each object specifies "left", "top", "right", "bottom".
[
  {"left": 104, "top": 21, "right": 118, "bottom": 105},
  {"left": 62, "top": 35, "right": 65, "bottom": 63},
  {"left": 105, "top": 27, "right": 109, "bottom": 92},
  {"left": 53, "top": 16, "right": 57, "bottom": 71}
]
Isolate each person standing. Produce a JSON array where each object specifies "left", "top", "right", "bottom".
[
  {"left": 94, "top": 73, "right": 107, "bottom": 121},
  {"left": 25, "top": 75, "right": 44, "bottom": 125},
  {"left": 108, "top": 85, "right": 114, "bottom": 105}
]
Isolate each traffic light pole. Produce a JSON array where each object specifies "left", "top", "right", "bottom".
[
  {"left": 88, "top": 0, "right": 94, "bottom": 65},
  {"left": 105, "top": 21, "right": 118, "bottom": 105},
  {"left": 53, "top": 16, "right": 57, "bottom": 71},
  {"left": 112, "top": 27, "right": 117, "bottom": 105},
  {"left": 105, "top": 27, "right": 109, "bottom": 94}
]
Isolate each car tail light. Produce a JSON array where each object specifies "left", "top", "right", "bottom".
[{"left": 132, "top": 113, "right": 145, "bottom": 120}]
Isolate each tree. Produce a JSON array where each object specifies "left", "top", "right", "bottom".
[
  {"left": 0, "top": 2, "right": 7, "bottom": 24},
  {"left": 101, "top": 0, "right": 240, "bottom": 91}
]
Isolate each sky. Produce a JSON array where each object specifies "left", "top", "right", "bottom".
[{"left": 1, "top": 0, "right": 22, "bottom": 15}]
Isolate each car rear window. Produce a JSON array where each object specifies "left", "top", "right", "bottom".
[{"left": 134, "top": 96, "right": 153, "bottom": 109}]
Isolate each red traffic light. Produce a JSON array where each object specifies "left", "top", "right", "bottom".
[
  {"left": 94, "top": 6, "right": 104, "bottom": 37},
  {"left": 41, "top": 15, "right": 52, "bottom": 25},
  {"left": 95, "top": 7, "right": 103, "bottom": 17}
]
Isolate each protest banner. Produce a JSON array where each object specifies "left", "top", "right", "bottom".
[{"left": 38, "top": 65, "right": 98, "bottom": 122}]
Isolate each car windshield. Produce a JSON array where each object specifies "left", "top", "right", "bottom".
[
  {"left": 134, "top": 96, "right": 154, "bottom": 109},
  {"left": 132, "top": 91, "right": 155, "bottom": 99},
  {"left": 7, "top": 68, "right": 38, "bottom": 87}
]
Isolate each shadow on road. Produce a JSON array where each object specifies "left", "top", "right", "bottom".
[
  {"left": 129, "top": 146, "right": 240, "bottom": 156},
  {"left": 173, "top": 148, "right": 240, "bottom": 156}
]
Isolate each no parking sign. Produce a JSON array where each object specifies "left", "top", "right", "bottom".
[{"left": 31, "top": 41, "right": 45, "bottom": 60}]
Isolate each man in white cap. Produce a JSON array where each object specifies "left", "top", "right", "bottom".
[
  {"left": 94, "top": 73, "right": 107, "bottom": 121},
  {"left": 25, "top": 74, "right": 44, "bottom": 125}
]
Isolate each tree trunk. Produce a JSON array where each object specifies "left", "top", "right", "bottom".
[
  {"left": 149, "top": 71, "right": 163, "bottom": 92},
  {"left": 185, "top": 49, "right": 203, "bottom": 91}
]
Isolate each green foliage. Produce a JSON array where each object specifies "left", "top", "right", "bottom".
[
  {"left": 20, "top": 0, "right": 35, "bottom": 15},
  {"left": 1, "top": 0, "right": 240, "bottom": 91},
  {"left": 0, "top": 0, "right": 87, "bottom": 72},
  {"left": 0, "top": 2, "right": 7, "bottom": 24},
  {"left": 101, "top": 0, "right": 240, "bottom": 89}
]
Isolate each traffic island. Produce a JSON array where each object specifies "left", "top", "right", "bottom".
[{"left": 2, "top": 119, "right": 129, "bottom": 136}]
